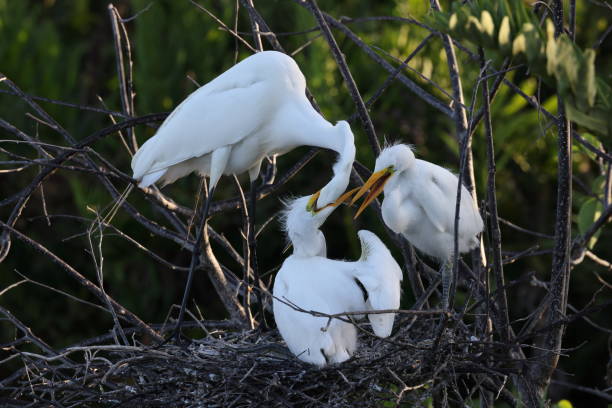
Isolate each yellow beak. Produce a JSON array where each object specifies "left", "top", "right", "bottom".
[
  {"left": 351, "top": 168, "right": 393, "bottom": 218},
  {"left": 306, "top": 187, "right": 362, "bottom": 214}
]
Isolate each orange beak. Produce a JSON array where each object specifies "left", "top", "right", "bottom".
[
  {"left": 306, "top": 187, "right": 362, "bottom": 213},
  {"left": 351, "top": 168, "right": 393, "bottom": 218}
]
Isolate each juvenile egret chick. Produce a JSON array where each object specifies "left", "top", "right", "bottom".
[
  {"left": 131, "top": 51, "right": 356, "bottom": 339},
  {"left": 352, "top": 144, "right": 483, "bottom": 309},
  {"left": 273, "top": 195, "right": 402, "bottom": 366}
]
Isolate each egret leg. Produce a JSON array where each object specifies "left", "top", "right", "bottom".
[
  {"left": 440, "top": 259, "right": 453, "bottom": 310},
  {"left": 249, "top": 180, "right": 267, "bottom": 328},
  {"left": 165, "top": 184, "right": 216, "bottom": 346},
  {"left": 263, "top": 155, "right": 277, "bottom": 185}
]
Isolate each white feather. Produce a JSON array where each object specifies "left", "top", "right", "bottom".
[
  {"left": 131, "top": 51, "right": 355, "bottom": 207},
  {"left": 273, "top": 195, "right": 403, "bottom": 366}
]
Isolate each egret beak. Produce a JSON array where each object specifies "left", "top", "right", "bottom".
[
  {"left": 305, "top": 187, "right": 361, "bottom": 213},
  {"left": 352, "top": 167, "right": 394, "bottom": 219},
  {"left": 306, "top": 191, "right": 321, "bottom": 213}
]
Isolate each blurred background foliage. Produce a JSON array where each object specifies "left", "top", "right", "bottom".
[{"left": 0, "top": 0, "right": 610, "bottom": 405}]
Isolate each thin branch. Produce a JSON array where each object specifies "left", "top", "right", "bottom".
[
  {"left": 305, "top": 0, "right": 380, "bottom": 155},
  {"left": 0, "top": 221, "right": 161, "bottom": 341},
  {"left": 480, "top": 48, "right": 510, "bottom": 342}
]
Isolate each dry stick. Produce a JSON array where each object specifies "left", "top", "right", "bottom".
[
  {"left": 239, "top": 0, "right": 285, "bottom": 52},
  {"left": 200, "top": 219, "right": 248, "bottom": 324},
  {"left": 0, "top": 221, "right": 161, "bottom": 341},
  {"left": 0, "top": 114, "right": 315, "bottom": 261},
  {"left": 241, "top": 0, "right": 268, "bottom": 329},
  {"left": 233, "top": 176, "right": 255, "bottom": 329},
  {"left": 346, "top": 34, "right": 435, "bottom": 124},
  {"left": 501, "top": 78, "right": 612, "bottom": 163},
  {"left": 245, "top": 0, "right": 263, "bottom": 51},
  {"left": 468, "top": 58, "right": 511, "bottom": 139},
  {"left": 0, "top": 89, "right": 130, "bottom": 118},
  {"left": 108, "top": 5, "right": 136, "bottom": 153},
  {"left": 0, "top": 118, "right": 54, "bottom": 159},
  {"left": 372, "top": 45, "right": 458, "bottom": 105},
  {"left": 87, "top": 214, "right": 129, "bottom": 346},
  {"left": 0, "top": 113, "right": 166, "bottom": 262},
  {"left": 321, "top": 8, "right": 470, "bottom": 307},
  {"left": 305, "top": 0, "right": 380, "bottom": 155},
  {"left": 320, "top": 13, "right": 454, "bottom": 118},
  {"left": 80, "top": 124, "right": 246, "bottom": 328},
  {"left": 454, "top": 30, "right": 486, "bottom": 311},
  {"left": 430, "top": 0, "right": 481, "bottom": 311},
  {"left": 0, "top": 117, "right": 208, "bottom": 343},
  {"left": 528, "top": 1, "right": 573, "bottom": 402},
  {"left": 189, "top": 0, "right": 256, "bottom": 52},
  {"left": 0, "top": 306, "right": 74, "bottom": 366},
  {"left": 551, "top": 379, "right": 612, "bottom": 403},
  {"left": 480, "top": 49, "right": 510, "bottom": 343}
]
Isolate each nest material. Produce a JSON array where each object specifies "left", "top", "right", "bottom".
[{"left": 2, "top": 315, "right": 516, "bottom": 408}]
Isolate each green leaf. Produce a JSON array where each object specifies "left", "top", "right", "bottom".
[
  {"left": 480, "top": 10, "right": 495, "bottom": 37},
  {"left": 545, "top": 19, "right": 557, "bottom": 75},
  {"left": 575, "top": 132, "right": 603, "bottom": 161},
  {"left": 521, "top": 23, "right": 542, "bottom": 64},
  {"left": 498, "top": 15, "right": 511, "bottom": 52},
  {"left": 512, "top": 33, "right": 526, "bottom": 56},
  {"left": 449, "top": 13, "right": 458, "bottom": 30},
  {"left": 565, "top": 102, "right": 609, "bottom": 136},
  {"left": 577, "top": 198, "right": 604, "bottom": 249},
  {"left": 577, "top": 49, "right": 597, "bottom": 109},
  {"left": 596, "top": 77, "right": 612, "bottom": 110}
]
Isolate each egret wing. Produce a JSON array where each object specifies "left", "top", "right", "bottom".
[
  {"left": 354, "top": 230, "right": 402, "bottom": 338},
  {"left": 131, "top": 76, "right": 276, "bottom": 179},
  {"left": 412, "top": 160, "right": 464, "bottom": 233}
]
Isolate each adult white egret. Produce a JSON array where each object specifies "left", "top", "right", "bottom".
[
  {"left": 130, "top": 51, "right": 356, "bottom": 339},
  {"left": 351, "top": 144, "right": 483, "bottom": 309},
  {"left": 273, "top": 195, "right": 402, "bottom": 366}
]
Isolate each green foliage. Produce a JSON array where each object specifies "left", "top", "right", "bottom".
[
  {"left": 577, "top": 197, "right": 603, "bottom": 249},
  {"left": 428, "top": 0, "right": 612, "bottom": 138}
]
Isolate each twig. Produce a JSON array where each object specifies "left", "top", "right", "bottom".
[
  {"left": 480, "top": 48, "right": 510, "bottom": 342},
  {"left": 305, "top": 0, "right": 380, "bottom": 155},
  {"left": 0, "top": 221, "right": 162, "bottom": 341}
]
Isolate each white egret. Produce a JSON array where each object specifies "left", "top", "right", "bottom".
[
  {"left": 273, "top": 195, "right": 403, "bottom": 366},
  {"left": 130, "top": 51, "right": 356, "bottom": 339},
  {"left": 351, "top": 144, "right": 483, "bottom": 309}
]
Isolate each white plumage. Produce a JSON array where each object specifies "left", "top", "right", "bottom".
[
  {"left": 131, "top": 50, "right": 355, "bottom": 209},
  {"left": 130, "top": 51, "right": 357, "bottom": 341},
  {"left": 273, "top": 195, "right": 403, "bottom": 366},
  {"left": 352, "top": 144, "right": 483, "bottom": 308}
]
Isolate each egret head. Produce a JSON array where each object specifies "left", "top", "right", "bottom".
[
  {"left": 282, "top": 195, "right": 336, "bottom": 257},
  {"left": 313, "top": 121, "right": 356, "bottom": 210},
  {"left": 352, "top": 144, "right": 415, "bottom": 218}
]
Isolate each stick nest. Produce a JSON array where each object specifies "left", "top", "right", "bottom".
[{"left": 2, "top": 315, "right": 515, "bottom": 407}]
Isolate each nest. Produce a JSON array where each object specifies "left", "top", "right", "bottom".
[{"left": 2, "top": 315, "right": 517, "bottom": 407}]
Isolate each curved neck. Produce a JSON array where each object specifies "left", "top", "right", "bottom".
[{"left": 291, "top": 229, "right": 326, "bottom": 258}]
